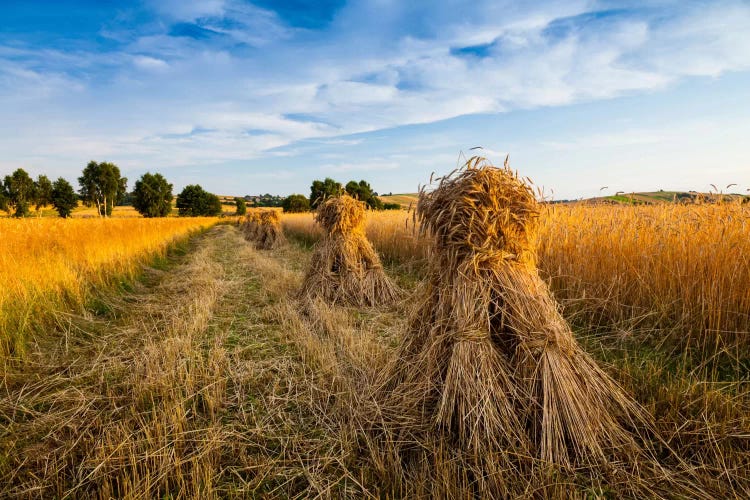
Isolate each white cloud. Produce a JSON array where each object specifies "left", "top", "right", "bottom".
[
  {"left": 132, "top": 55, "right": 169, "bottom": 71},
  {"left": 1, "top": 0, "right": 749, "bottom": 195}
]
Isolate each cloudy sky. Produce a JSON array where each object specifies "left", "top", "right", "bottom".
[{"left": 1, "top": 0, "right": 749, "bottom": 199}]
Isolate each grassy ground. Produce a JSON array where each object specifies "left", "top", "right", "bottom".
[
  {"left": 1, "top": 225, "right": 747, "bottom": 498},
  {"left": 0, "top": 225, "right": 403, "bottom": 497}
]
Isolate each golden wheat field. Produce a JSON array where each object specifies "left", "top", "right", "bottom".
[
  {"left": 0, "top": 217, "right": 218, "bottom": 358},
  {"left": 284, "top": 202, "right": 750, "bottom": 354},
  {"left": 1, "top": 199, "right": 749, "bottom": 498}
]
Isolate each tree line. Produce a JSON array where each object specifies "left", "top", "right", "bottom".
[
  {"left": 281, "top": 178, "right": 401, "bottom": 213},
  {"left": 2, "top": 163, "right": 398, "bottom": 218},
  {"left": 1, "top": 162, "right": 228, "bottom": 218}
]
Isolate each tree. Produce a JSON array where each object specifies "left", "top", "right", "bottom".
[
  {"left": 78, "top": 161, "right": 128, "bottom": 217},
  {"left": 0, "top": 183, "right": 8, "bottom": 213},
  {"left": 132, "top": 172, "right": 173, "bottom": 217},
  {"left": 383, "top": 202, "right": 401, "bottom": 210},
  {"left": 176, "top": 184, "right": 222, "bottom": 216},
  {"left": 235, "top": 197, "right": 247, "bottom": 216},
  {"left": 3, "top": 168, "right": 37, "bottom": 217},
  {"left": 206, "top": 193, "right": 223, "bottom": 215},
  {"left": 35, "top": 175, "right": 53, "bottom": 214},
  {"left": 176, "top": 185, "right": 204, "bottom": 216},
  {"left": 345, "top": 179, "right": 383, "bottom": 210},
  {"left": 51, "top": 178, "right": 79, "bottom": 218},
  {"left": 282, "top": 194, "right": 310, "bottom": 213},
  {"left": 310, "top": 178, "right": 342, "bottom": 209}
]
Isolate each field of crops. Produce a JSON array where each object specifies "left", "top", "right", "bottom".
[
  {"left": 0, "top": 217, "right": 218, "bottom": 359},
  {"left": 284, "top": 202, "right": 750, "bottom": 359},
  {"left": 1, "top": 199, "right": 748, "bottom": 498}
]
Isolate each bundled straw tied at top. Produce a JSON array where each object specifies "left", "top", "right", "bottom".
[
  {"left": 240, "top": 209, "right": 262, "bottom": 241},
  {"left": 375, "top": 157, "right": 662, "bottom": 495},
  {"left": 299, "top": 194, "right": 401, "bottom": 306},
  {"left": 255, "top": 209, "right": 286, "bottom": 250}
]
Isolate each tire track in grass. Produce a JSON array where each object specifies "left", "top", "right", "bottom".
[{"left": 1, "top": 225, "right": 407, "bottom": 498}]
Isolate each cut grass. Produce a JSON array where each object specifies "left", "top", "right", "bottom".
[{"left": 2, "top": 224, "right": 747, "bottom": 497}]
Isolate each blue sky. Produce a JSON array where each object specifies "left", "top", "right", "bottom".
[{"left": 1, "top": 0, "right": 749, "bottom": 199}]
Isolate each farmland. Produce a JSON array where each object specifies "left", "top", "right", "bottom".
[
  {"left": 0, "top": 217, "right": 219, "bottom": 359},
  {"left": 0, "top": 197, "right": 747, "bottom": 498},
  {"left": 288, "top": 203, "right": 750, "bottom": 355}
]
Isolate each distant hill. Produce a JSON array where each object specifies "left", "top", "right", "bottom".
[
  {"left": 380, "top": 191, "right": 749, "bottom": 208},
  {"left": 378, "top": 193, "right": 419, "bottom": 209},
  {"left": 574, "top": 191, "right": 748, "bottom": 205}
]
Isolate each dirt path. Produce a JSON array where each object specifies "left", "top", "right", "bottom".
[{"left": 1, "top": 225, "right": 403, "bottom": 499}]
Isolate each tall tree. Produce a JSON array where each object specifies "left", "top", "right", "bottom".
[
  {"left": 310, "top": 178, "right": 342, "bottom": 209},
  {"left": 3, "top": 168, "right": 37, "bottom": 217},
  {"left": 51, "top": 178, "right": 79, "bottom": 218},
  {"left": 235, "top": 197, "right": 247, "bottom": 216},
  {"left": 35, "top": 175, "right": 53, "bottom": 214},
  {"left": 176, "top": 184, "right": 222, "bottom": 216},
  {"left": 0, "top": 182, "right": 8, "bottom": 213},
  {"left": 132, "top": 172, "right": 173, "bottom": 218},
  {"left": 345, "top": 179, "right": 383, "bottom": 210},
  {"left": 282, "top": 194, "right": 310, "bottom": 213},
  {"left": 78, "top": 161, "right": 127, "bottom": 217}
]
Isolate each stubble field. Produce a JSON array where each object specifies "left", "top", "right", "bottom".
[{"left": 0, "top": 201, "right": 748, "bottom": 498}]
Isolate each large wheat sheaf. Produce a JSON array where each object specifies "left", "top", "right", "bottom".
[
  {"left": 242, "top": 209, "right": 285, "bottom": 250},
  {"left": 299, "top": 194, "right": 400, "bottom": 307},
  {"left": 373, "top": 157, "right": 673, "bottom": 497},
  {"left": 255, "top": 210, "right": 286, "bottom": 250},
  {"left": 240, "top": 210, "right": 262, "bottom": 241}
]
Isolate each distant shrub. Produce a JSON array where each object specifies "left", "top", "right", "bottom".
[
  {"left": 345, "top": 180, "right": 383, "bottom": 210},
  {"left": 235, "top": 197, "right": 247, "bottom": 215},
  {"left": 383, "top": 202, "right": 401, "bottom": 210},
  {"left": 176, "top": 185, "right": 222, "bottom": 216},
  {"left": 132, "top": 172, "right": 173, "bottom": 218},
  {"left": 282, "top": 194, "right": 310, "bottom": 213},
  {"left": 51, "top": 178, "right": 79, "bottom": 218}
]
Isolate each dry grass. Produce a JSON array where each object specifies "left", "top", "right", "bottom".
[
  {"left": 0, "top": 225, "right": 395, "bottom": 498},
  {"left": 536, "top": 203, "right": 750, "bottom": 357},
  {"left": 371, "top": 158, "right": 675, "bottom": 497},
  {"left": 298, "top": 195, "right": 401, "bottom": 307},
  {"left": 279, "top": 171, "right": 750, "bottom": 498},
  {"left": 283, "top": 199, "right": 750, "bottom": 357},
  {"left": 1, "top": 227, "right": 230, "bottom": 497},
  {"left": 241, "top": 209, "right": 286, "bottom": 250},
  {"left": 3, "top": 162, "right": 749, "bottom": 498},
  {"left": 1, "top": 219, "right": 747, "bottom": 498},
  {"left": 256, "top": 210, "right": 286, "bottom": 250},
  {"left": 0, "top": 217, "right": 218, "bottom": 360}
]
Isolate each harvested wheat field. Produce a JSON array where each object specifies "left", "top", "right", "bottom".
[
  {"left": 1, "top": 171, "right": 748, "bottom": 499},
  {"left": 4, "top": 1, "right": 749, "bottom": 497}
]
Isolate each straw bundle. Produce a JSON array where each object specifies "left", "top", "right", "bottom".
[
  {"left": 240, "top": 210, "right": 262, "bottom": 241},
  {"left": 254, "top": 210, "right": 286, "bottom": 250},
  {"left": 376, "top": 157, "right": 652, "bottom": 493},
  {"left": 299, "top": 194, "right": 400, "bottom": 306}
]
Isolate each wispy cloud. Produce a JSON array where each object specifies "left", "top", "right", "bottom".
[{"left": 0, "top": 0, "right": 748, "bottom": 196}]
